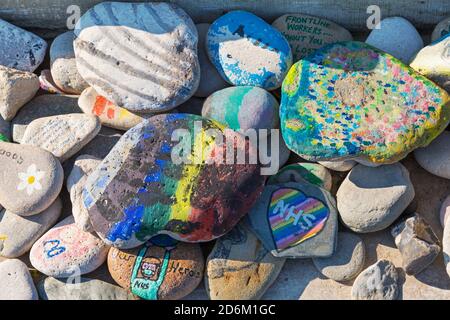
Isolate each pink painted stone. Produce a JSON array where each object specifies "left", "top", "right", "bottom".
[{"left": 29, "top": 216, "right": 109, "bottom": 278}]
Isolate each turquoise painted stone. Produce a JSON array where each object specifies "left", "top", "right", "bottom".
[
  {"left": 202, "top": 86, "right": 279, "bottom": 135},
  {"left": 207, "top": 11, "right": 292, "bottom": 90},
  {"left": 280, "top": 41, "right": 450, "bottom": 165}
]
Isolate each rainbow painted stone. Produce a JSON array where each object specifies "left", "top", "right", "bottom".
[
  {"left": 83, "top": 113, "right": 265, "bottom": 248},
  {"left": 280, "top": 41, "right": 450, "bottom": 165},
  {"left": 246, "top": 182, "right": 337, "bottom": 258}
]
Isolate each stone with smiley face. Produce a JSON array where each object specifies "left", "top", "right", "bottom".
[{"left": 246, "top": 181, "right": 338, "bottom": 258}]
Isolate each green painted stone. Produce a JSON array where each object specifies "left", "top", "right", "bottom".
[
  {"left": 280, "top": 41, "right": 450, "bottom": 165},
  {"left": 202, "top": 86, "right": 279, "bottom": 136},
  {"left": 268, "top": 162, "right": 332, "bottom": 191}
]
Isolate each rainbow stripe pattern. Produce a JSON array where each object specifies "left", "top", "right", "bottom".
[{"left": 268, "top": 188, "right": 329, "bottom": 251}]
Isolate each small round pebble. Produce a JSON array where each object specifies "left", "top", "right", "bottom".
[
  {"left": 415, "top": 131, "right": 450, "bottom": 179},
  {"left": 365, "top": 16, "right": 423, "bottom": 63},
  {"left": 0, "top": 259, "right": 38, "bottom": 300},
  {"left": 351, "top": 259, "right": 399, "bottom": 300},
  {"left": 312, "top": 232, "right": 365, "bottom": 282},
  {"left": 432, "top": 17, "right": 450, "bottom": 42}
]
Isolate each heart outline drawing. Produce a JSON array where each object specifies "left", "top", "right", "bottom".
[{"left": 267, "top": 187, "right": 329, "bottom": 251}]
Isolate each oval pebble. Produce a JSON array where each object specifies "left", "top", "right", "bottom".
[
  {"left": 312, "top": 232, "right": 365, "bottom": 281},
  {"left": 202, "top": 86, "right": 279, "bottom": 135},
  {"left": 108, "top": 235, "right": 204, "bottom": 300},
  {"left": 0, "top": 198, "right": 62, "bottom": 258},
  {"left": 432, "top": 17, "right": 450, "bottom": 42},
  {"left": 415, "top": 131, "right": 450, "bottom": 179},
  {"left": 30, "top": 216, "right": 110, "bottom": 278},
  {"left": 337, "top": 163, "right": 415, "bottom": 233},
  {"left": 0, "top": 259, "right": 38, "bottom": 300},
  {"left": 207, "top": 10, "right": 292, "bottom": 90}
]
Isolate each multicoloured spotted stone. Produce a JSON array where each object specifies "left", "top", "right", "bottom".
[
  {"left": 207, "top": 10, "right": 292, "bottom": 90},
  {"left": 83, "top": 113, "right": 265, "bottom": 248},
  {"left": 280, "top": 41, "right": 450, "bottom": 165}
]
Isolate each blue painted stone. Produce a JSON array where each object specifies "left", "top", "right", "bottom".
[{"left": 207, "top": 11, "right": 292, "bottom": 90}]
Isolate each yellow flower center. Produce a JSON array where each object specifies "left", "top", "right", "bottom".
[{"left": 27, "top": 176, "right": 35, "bottom": 184}]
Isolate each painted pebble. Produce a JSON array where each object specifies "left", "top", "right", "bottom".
[
  {"left": 21, "top": 113, "right": 101, "bottom": 162},
  {"left": 38, "top": 276, "right": 136, "bottom": 300},
  {"left": 0, "top": 141, "right": 63, "bottom": 216},
  {"left": 432, "top": 17, "right": 450, "bottom": 42},
  {"left": 207, "top": 10, "right": 292, "bottom": 90},
  {"left": 83, "top": 113, "right": 265, "bottom": 248},
  {"left": 366, "top": 17, "right": 423, "bottom": 63},
  {"left": 202, "top": 86, "right": 279, "bottom": 135},
  {"left": 391, "top": 213, "right": 440, "bottom": 275},
  {"left": 312, "top": 232, "right": 365, "bottom": 281},
  {"left": 280, "top": 41, "right": 450, "bottom": 165},
  {"left": 318, "top": 160, "right": 356, "bottom": 172},
  {"left": 50, "top": 31, "right": 89, "bottom": 94},
  {"left": 440, "top": 195, "right": 450, "bottom": 228},
  {"left": 272, "top": 13, "right": 352, "bottom": 61},
  {"left": 74, "top": 2, "right": 200, "bottom": 112},
  {"left": 12, "top": 94, "right": 82, "bottom": 143},
  {"left": 410, "top": 34, "right": 450, "bottom": 92},
  {"left": 108, "top": 235, "right": 204, "bottom": 300},
  {"left": 205, "top": 222, "right": 285, "bottom": 300},
  {"left": 414, "top": 131, "right": 450, "bottom": 179},
  {"left": 337, "top": 163, "right": 415, "bottom": 233},
  {"left": 194, "top": 23, "right": 228, "bottom": 97},
  {"left": 247, "top": 181, "right": 338, "bottom": 258},
  {"left": 0, "top": 259, "right": 38, "bottom": 300},
  {"left": 0, "top": 65, "right": 40, "bottom": 121},
  {"left": 0, "top": 18, "right": 47, "bottom": 72},
  {"left": 0, "top": 198, "right": 62, "bottom": 258},
  {"left": 351, "top": 259, "right": 399, "bottom": 300},
  {"left": 268, "top": 162, "right": 332, "bottom": 191},
  {"left": 67, "top": 155, "right": 101, "bottom": 232},
  {"left": 30, "top": 216, "right": 110, "bottom": 278},
  {"left": 78, "top": 87, "right": 150, "bottom": 131}
]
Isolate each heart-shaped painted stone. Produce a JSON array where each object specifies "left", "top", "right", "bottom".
[{"left": 268, "top": 188, "right": 329, "bottom": 251}]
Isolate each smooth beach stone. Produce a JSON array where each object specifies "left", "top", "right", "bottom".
[
  {"left": 312, "top": 232, "right": 365, "bottom": 282},
  {"left": 194, "top": 23, "right": 228, "bottom": 97},
  {"left": 337, "top": 163, "right": 415, "bottom": 233},
  {"left": 73, "top": 2, "right": 200, "bottom": 113},
  {"left": 202, "top": 86, "right": 279, "bottom": 135},
  {"left": 78, "top": 87, "right": 150, "bottom": 130},
  {"left": 268, "top": 162, "right": 332, "bottom": 191},
  {"left": 351, "top": 260, "right": 399, "bottom": 300},
  {"left": 207, "top": 10, "right": 292, "bottom": 90},
  {"left": 30, "top": 216, "right": 109, "bottom": 278},
  {"left": 391, "top": 213, "right": 440, "bottom": 275},
  {"left": 444, "top": 218, "right": 450, "bottom": 278},
  {"left": 0, "top": 198, "right": 62, "bottom": 258},
  {"left": 272, "top": 13, "right": 353, "bottom": 61},
  {"left": 366, "top": 17, "right": 423, "bottom": 63},
  {"left": 12, "top": 94, "right": 82, "bottom": 143},
  {"left": 108, "top": 235, "right": 204, "bottom": 300},
  {"left": 247, "top": 181, "right": 338, "bottom": 258},
  {"left": 280, "top": 41, "right": 450, "bottom": 165},
  {"left": 440, "top": 195, "right": 450, "bottom": 228},
  {"left": 38, "top": 276, "right": 136, "bottom": 300},
  {"left": 0, "top": 141, "right": 63, "bottom": 216},
  {"left": 83, "top": 113, "right": 265, "bottom": 248},
  {"left": 318, "top": 160, "right": 356, "bottom": 172},
  {"left": 21, "top": 113, "right": 101, "bottom": 162},
  {"left": 410, "top": 34, "right": 450, "bottom": 92},
  {"left": 0, "top": 259, "right": 38, "bottom": 300},
  {"left": 205, "top": 222, "right": 285, "bottom": 300},
  {"left": 260, "top": 132, "right": 291, "bottom": 175},
  {"left": 0, "top": 116, "right": 10, "bottom": 142},
  {"left": 0, "top": 65, "right": 40, "bottom": 121},
  {"left": 415, "top": 131, "right": 450, "bottom": 179},
  {"left": 67, "top": 155, "right": 101, "bottom": 232},
  {"left": 50, "top": 31, "right": 89, "bottom": 94},
  {"left": 0, "top": 18, "right": 47, "bottom": 72},
  {"left": 432, "top": 17, "right": 450, "bottom": 42}
]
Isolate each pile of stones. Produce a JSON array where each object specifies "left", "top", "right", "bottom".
[{"left": 0, "top": 2, "right": 449, "bottom": 300}]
